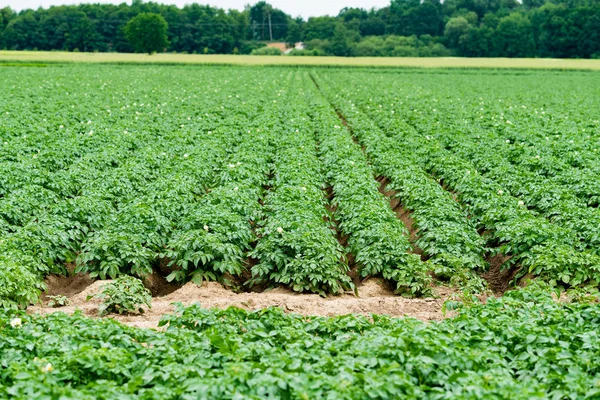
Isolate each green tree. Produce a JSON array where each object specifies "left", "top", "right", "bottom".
[
  {"left": 329, "top": 23, "right": 354, "bottom": 56},
  {"left": 444, "top": 16, "right": 471, "bottom": 50},
  {"left": 124, "top": 13, "right": 168, "bottom": 54},
  {"left": 248, "top": 2, "right": 288, "bottom": 41},
  {"left": 303, "top": 16, "right": 337, "bottom": 41},
  {"left": 495, "top": 13, "right": 535, "bottom": 57},
  {"left": 3, "top": 12, "right": 40, "bottom": 50},
  {"left": 360, "top": 17, "right": 386, "bottom": 36},
  {"left": 0, "top": 9, "right": 4, "bottom": 48},
  {"left": 286, "top": 20, "right": 301, "bottom": 48}
]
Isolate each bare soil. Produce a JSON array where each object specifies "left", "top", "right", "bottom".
[
  {"left": 482, "top": 253, "right": 519, "bottom": 295},
  {"left": 28, "top": 273, "right": 457, "bottom": 329},
  {"left": 377, "top": 176, "right": 425, "bottom": 258}
]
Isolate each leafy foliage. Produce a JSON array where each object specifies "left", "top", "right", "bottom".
[
  {"left": 2, "top": 1, "right": 599, "bottom": 58},
  {"left": 47, "top": 295, "right": 71, "bottom": 308},
  {"left": 2, "top": 285, "right": 600, "bottom": 398},
  {"left": 2, "top": 64, "right": 600, "bottom": 306},
  {"left": 250, "top": 75, "right": 352, "bottom": 295},
  {"left": 304, "top": 74, "right": 431, "bottom": 295},
  {"left": 123, "top": 13, "right": 169, "bottom": 55},
  {"left": 89, "top": 275, "right": 151, "bottom": 316},
  {"left": 317, "top": 68, "right": 600, "bottom": 289}
]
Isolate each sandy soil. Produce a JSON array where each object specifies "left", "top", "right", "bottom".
[{"left": 28, "top": 273, "right": 458, "bottom": 329}]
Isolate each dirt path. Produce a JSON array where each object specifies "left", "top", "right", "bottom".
[{"left": 28, "top": 274, "right": 458, "bottom": 329}]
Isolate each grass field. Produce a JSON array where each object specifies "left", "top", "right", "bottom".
[{"left": 2, "top": 50, "right": 600, "bottom": 69}]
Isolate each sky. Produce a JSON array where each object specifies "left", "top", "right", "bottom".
[{"left": 4, "top": 0, "right": 390, "bottom": 18}]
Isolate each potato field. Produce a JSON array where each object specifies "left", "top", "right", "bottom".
[{"left": 1, "top": 64, "right": 600, "bottom": 398}]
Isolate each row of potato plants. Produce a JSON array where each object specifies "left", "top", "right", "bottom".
[
  {"left": 388, "top": 71, "right": 600, "bottom": 209},
  {"left": 472, "top": 83, "right": 600, "bottom": 191},
  {"left": 302, "top": 73, "right": 431, "bottom": 295},
  {"left": 314, "top": 73, "right": 487, "bottom": 289},
  {"left": 323, "top": 70, "right": 600, "bottom": 286},
  {"left": 474, "top": 116, "right": 600, "bottom": 208},
  {"left": 163, "top": 115, "right": 273, "bottom": 286},
  {"left": 0, "top": 66, "right": 283, "bottom": 307},
  {"left": 431, "top": 126, "right": 600, "bottom": 254},
  {"left": 74, "top": 122, "right": 241, "bottom": 279},
  {"left": 3, "top": 284, "right": 600, "bottom": 398},
  {"left": 360, "top": 76, "right": 600, "bottom": 256},
  {"left": 250, "top": 74, "right": 352, "bottom": 295},
  {"left": 355, "top": 68, "right": 600, "bottom": 208}
]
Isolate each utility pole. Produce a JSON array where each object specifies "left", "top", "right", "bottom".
[{"left": 263, "top": 4, "right": 273, "bottom": 41}]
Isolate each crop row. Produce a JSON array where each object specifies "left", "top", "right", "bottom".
[
  {"left": 250, "top": 74, "right": 351, "bottom": 295},
  {"left": 431, "top": 128, "right": 600, "bottom": 254},
  {"left": 386, "top": 74, "right": 600, "bottom": 208},
  {"left": 301, "top": 73, "right": 431, "bottom": 295},
  {"left": 3, "top": 285, "right": 600, "bottom": 399},
  {"left": 344, "top": 69, "right": 600, "bottom": 207},
  {"left": 313, "top": 73, "right": 487, "bottom": 289},
  {"left": 320, "top": 70, "right": 600, "bottom": 286},
  {"left": 0, "top": 66, "right": 285, "bottom": 306},
  {"left": 353, "top": 76, "right": 600, "bottom": 255}
]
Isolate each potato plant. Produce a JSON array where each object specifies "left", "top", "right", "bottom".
[
  {"left": 2, "top": 284, "right": 600, "bottom": 398},
  {"left": 1, "top": 64, "right": 600, "bottom": 307}
]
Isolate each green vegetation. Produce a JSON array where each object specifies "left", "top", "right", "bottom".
[
  {"left": 316, "top": 68, "right": 600, "bottom": 287},
  {"left": 89, "top": 276, "right": 152, "bottom": 316},
  {"left": 0, "top": 0, "right": 599, "bottom": 58},
  {"left": 1, "top": 48, "right": 600, "bottom": 399},
  {"left": 123, "top": 13, "right": 169, "bottom": 55},
  {"left": 1, "top": 64, "right": 600, "bottom": 307},
  {"left": 2, "top": 284, "right": 600, "bottom": 398},
  {"left": 46, "top": 295, "right": 71, "bottom": 308},
  {"left": 250, "top": 46, "right": 282, "bottom": 56}
]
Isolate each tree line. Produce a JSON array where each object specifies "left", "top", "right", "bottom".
[{"left": 0, "top": 0, "right": 599, "bottom": 58}]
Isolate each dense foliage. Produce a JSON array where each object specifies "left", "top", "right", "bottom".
[
  {"left": 316, "top": 67, "right": 600, "bottom": 287},
  {"left": 1, "top": 64, "right": 599, "bottom": 307},
  {"left": 2, "top": 284, "right": 600, "bottom": 398},
  {"left": 0, "top": 0, "right": 599, "bottom": 58},
  {"left": 123, "top": 12, "right": 169, "bottom": 54},
  {"left": 90, "top": 276, "right": 152, "bottom": 316}
]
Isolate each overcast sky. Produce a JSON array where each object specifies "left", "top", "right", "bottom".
[{"left": 4, "top": 0, "right": 390, "bottom": 18}]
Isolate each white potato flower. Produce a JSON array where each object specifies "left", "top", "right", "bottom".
[
  {"left": 276, "top": 227, "right": 284, "bottom": 234},
  {"left": 41, "top": 363, "right": 53, "bottom": 373},
  {"left": 10, "top": 318, "right": 22, "bottom": 328}
]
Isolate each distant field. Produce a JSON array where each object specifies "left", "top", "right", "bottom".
[{"left": 2, "top": 50, "right": 600, "bottom": 69}]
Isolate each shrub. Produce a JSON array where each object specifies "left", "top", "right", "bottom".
[
  {"left": 89, "top": 276, "right": 152, "bottom": 316},
  {"left": 250, "top": 46, "right": 283, "bottom": 56}
]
